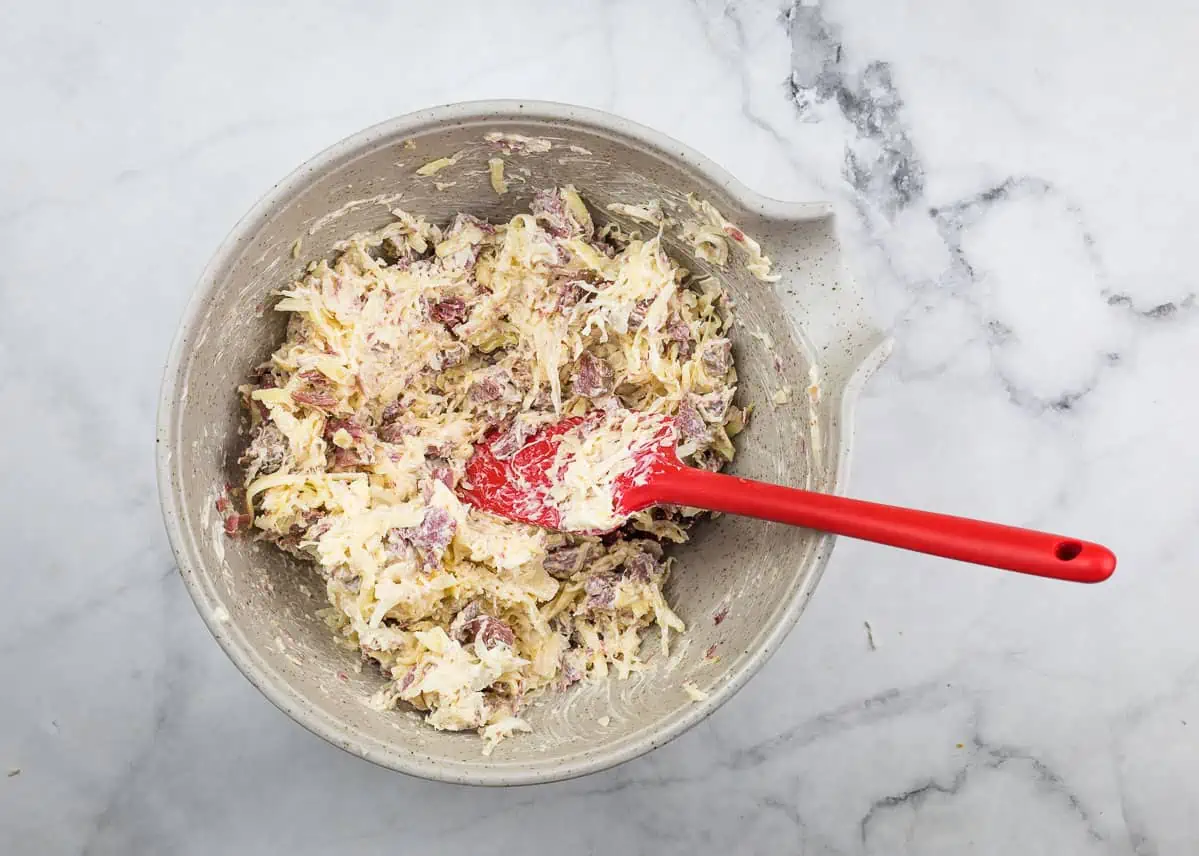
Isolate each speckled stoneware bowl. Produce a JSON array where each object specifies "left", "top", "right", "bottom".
[{"left": 157, "top": 101, "right": 889, "bottom": 785}]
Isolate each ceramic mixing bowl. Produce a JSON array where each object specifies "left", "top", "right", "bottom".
[{"left": 157, "top": 100, "right": 888, "bottom": 785}]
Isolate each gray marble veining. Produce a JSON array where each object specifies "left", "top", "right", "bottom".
[{"left": 2, "top": 0, "right": 1197, "bottom": 853}]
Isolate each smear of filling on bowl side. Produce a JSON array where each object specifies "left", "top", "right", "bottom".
[{"left": 232, "top": 186, "right": 773, "bottom": 751}]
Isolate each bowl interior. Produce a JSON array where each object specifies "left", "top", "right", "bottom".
[{"left": 162, "top": 107, "right": 874, "bottom": 783}]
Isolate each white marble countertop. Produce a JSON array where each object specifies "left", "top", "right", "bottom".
[{"left": 3, "top": 0, "right": 1196, "bottom": 853}]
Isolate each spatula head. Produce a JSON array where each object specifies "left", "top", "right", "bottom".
[{"left": 458, "top": 412, "right": 679, "bottom": 532}]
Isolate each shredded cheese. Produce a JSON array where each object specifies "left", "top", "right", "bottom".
[
  {"left": 487, "top": 158, "right": 508, "bottom": 195},
  {"left": 416, "top": 154, "right": 461, "bottom": 176}
]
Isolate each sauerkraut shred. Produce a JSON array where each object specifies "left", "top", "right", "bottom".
[
  {"left": 236, "top": 186, "right": 764, "bottom": 751},
  {"left": 545, "top": 410, "right": 671, "bottom": 532}
]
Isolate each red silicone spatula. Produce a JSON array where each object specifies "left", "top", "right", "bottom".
[{"left": 458, "top": 416, "right": 1116, "bottom": 583}]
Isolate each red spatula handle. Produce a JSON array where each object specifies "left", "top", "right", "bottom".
[{"left": 643, "top": 467, "right": 1115, "bottom": 583}]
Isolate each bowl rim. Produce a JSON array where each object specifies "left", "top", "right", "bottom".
[{"left": 157, "top": 99, "right": 890, "bottom": 786}]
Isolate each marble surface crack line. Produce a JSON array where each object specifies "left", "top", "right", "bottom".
[
  {"left": 967, "top": 696, "right": 1109, "bottom": 845},
  {"left": 977, "top": 738, "right": 1105, "bottom": 843},
  {"left": 684, "top": 0, "right": 829, "bottom": 193},
  {"left": 929, "top": 175, "right": 1054, "bottom": 284},
  {"left": 858, "top": 768, "right": 969, "bottom": 844},
  {"left": 1105, "top": 291, "right": 1197, "bottom": 320},
  {"left": 921, "top": 173, "right": 1129, "bottom": 414},
  {"left": 722, "top": 681, "right": 950, "bottom": 773},
  {"left": 785, "top": 0, "right": 924, "bottom": 218}
]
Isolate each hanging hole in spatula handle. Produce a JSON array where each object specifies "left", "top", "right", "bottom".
[
  {"left": 1054, "top": 540, "right": 1084, "bottom": 561},
  {"left": 1043, "top": 538, "right": 1115, "bottom": 582}
]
